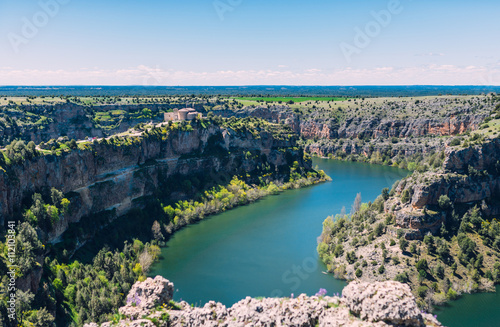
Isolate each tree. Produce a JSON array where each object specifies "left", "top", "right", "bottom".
[
  {"left": 67, "top": 139, "right": 78, "bottom": 150},
  {"left": 25, "top": 308, "right": 55, "bottom": 327},
  {"left": 394, "top": 272, "right": 409, "bottom": 283},
  {"left": 416, "top": 258, "right": 428, "bottom": 272},
  {"left": 436, "top": 264, "right": 445, "bottom": 279},
  {"left": 399, "top": 238, "right": 409, "bottom": 252},
  {"left": 457, "top": 233, "right": 476, "bottom": 260},
  {"left": 374, "top": 223, "right": 385, "bottom": 237},
  {"left": 381, "top": 188, "right": 389, "bottom": 201},
  {"left": 423, "top": 234, "right": 435, "bottom": 254},
  {"left": 438, "top": 195, "right": 452, "bottom": 210},
  {"left": 151, "top": 221, "right": 164, "bottom": 241},
  {"left": 51, "top": 188, "right": 64, "bottom": 207},
  {"left": 15, "top": 222, "right": 44, "bottom": 275},
  {"left": 351, "top": 193, "right": 362, "bottom": 214},
  {"left": 346, "top": 251, "right": 357, "bottom": 264},
  {"left": 401, "top": 189, "right": 410, "bottom": 203}
]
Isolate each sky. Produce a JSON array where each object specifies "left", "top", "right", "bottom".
[{"left": 0, "top": 0, "right": 499, "bottom": 85}]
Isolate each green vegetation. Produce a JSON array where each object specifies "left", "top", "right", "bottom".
[
  {"left": 317, "top": 185, "right": 500, "bottom": 311},
  {"left": 233, "top": 96, "right": 349, "bottom": 103}
]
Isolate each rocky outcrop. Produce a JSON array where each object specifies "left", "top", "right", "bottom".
[
  {"left": 306, "top": 138, "right": 443, "bottom": 159},
  {"left": 384, "top": 138, "right": 500, "bottom": 239},
  {"left": 444, "top": 138, "right": 500, "bottom": 174},
  {"left": 119, "top": 276, "right": 174, "bottom": 319},
  {"left": 342, "top": 281, "right": 426, "bottom": 326},
  {"left": 88, "top": 277, "right": 442, "bottom": 327}
]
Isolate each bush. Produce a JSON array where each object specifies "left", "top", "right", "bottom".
[
  {"left": 346, "top": 251, "right": 357, "bottom": 264},
  {"left": 401, "top": 189, "right": 410, "bottom": 203},
  {"left": 447, "top": 288, "right": 459, "bottom": 300},
  {"left": 399, "top": 238, "right": 409, "bottom": 252},
  {"left": 450, "top": 138, "right": 461, "bottom": 146},
  {"left": 435, "top": 264, "right": 445, "bottom": 279},
  {"left": 416, "top": 258, "right": 428, "bottom": 271},
  {"left": 438, "top": 195, "right": 452, "bottom": 210},
  {"left": 374, "top": 222, "right": 385, "bottom": 237},
  {"left": 417, "top": 286, "right": 428, "bottom": 298},
  {"left": 355, "top": 268, "right": 363, "bottom": 278},
  {"left": 394, "top": 272, "right": 409, "bottom": 283}
]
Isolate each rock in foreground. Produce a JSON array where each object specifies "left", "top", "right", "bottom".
[{"left": 86, "top": 276, "right": 442, "bottom": 327}]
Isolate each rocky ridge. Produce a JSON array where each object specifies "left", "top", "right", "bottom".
[
  {"left": 214, "top": 105, "right": 486, "bottom": 141},
  {"left": 86, "top": 276, "right": 442, "bottom": 327}
]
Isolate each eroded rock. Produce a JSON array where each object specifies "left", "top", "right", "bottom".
[{"left": 88, "top": 277, "right": 442, "bottom": 327}]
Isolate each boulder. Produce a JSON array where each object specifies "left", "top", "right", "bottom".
[
  {"left": 342, "top": 281, "right": 423, "bottom": 326},
  {"left": 119, "top": 276, "right": 174, "bottom": 319}
]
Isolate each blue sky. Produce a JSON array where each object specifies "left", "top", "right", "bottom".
[{"left": 0, "top": 0, "right": 499, "bottom": 85}]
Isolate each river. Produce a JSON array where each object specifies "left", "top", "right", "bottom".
[
  {"left": 150, "top": 158, "right": 407, "bottom": 304},
  {"left": 149, "top": 158, "right": 499, "bottom": 326}
]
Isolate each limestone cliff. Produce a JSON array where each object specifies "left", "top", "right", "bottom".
[
  {"left": 214, "top": 105, "right": 485, "bottom": 141},
  {"left": 387, "top": 138, "right": 500, "bottom": 239},
  {"left": 0, "top": 121, "right": 308, "bottom": 243}
]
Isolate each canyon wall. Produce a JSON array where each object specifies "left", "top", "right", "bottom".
[
  {"left": 215, "top": 106, "right": 485, "bottom": 140},
  {"left": 0, "top": 123, "right": 307, "bottom": 242},
  {"left": 386, "top": 138, "right": 500, "bottom": 239}
]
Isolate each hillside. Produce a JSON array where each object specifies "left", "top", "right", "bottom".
[{"left": 317, "top": 137, "right": 500, "bottom": 310}]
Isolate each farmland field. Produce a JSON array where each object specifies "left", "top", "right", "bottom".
[{"left": 232, "top": 96, "right": 349, "bottom": 103}]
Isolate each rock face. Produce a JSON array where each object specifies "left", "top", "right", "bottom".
[
  {"left": 0, "top": 124, "right": 307, "bottom": 240},
  {"left": 88, "top": 277, "right": 442, "bottom": 327},
  {"left": 444, "top": 138, "right": 500, "bottom": 174},
  {"left": 384, "top": 138, "right": 500, "bottom": 239},
  {"left": 119, "top": 276, "right": 174, "bottom": 319},
  {"left": 342, "top": 281, "right": 424, "bottom": 326},
  {"left": 213, "top": 105, "right": 485, "bottom": 141}
]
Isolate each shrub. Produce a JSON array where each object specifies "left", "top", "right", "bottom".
[
  {"left": 447, "top": 288, "right": 458, "bottom": 300},
  {"left": 346, "top": 251, "right": 357, "bottom": 264},
  {"left": 401, "top": 189, "right": 410, "bottom": 203},
  {"left": 417, "top": 286, "right": 428, "bottom": 298},
  {"left": 416, "top": 258, "right": 428, "bottom": 271},
  {"left": 438, "top": 195, "right": 452, "bottom": 210},
  {"left": 435, "top": 264, "right": 445, "bottom": 279},
  {"left": 394, "top": 272, "right": 409, "bottom": 283}
]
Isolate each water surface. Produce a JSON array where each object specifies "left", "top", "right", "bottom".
[
  {"left": 436, "top": 285, "right": 500, "bottom": 327},
  {"left": 150, "top": 158, "right": 408, "bottom": 305}
]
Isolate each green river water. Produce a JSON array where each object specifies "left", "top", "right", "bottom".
[{"left": 150, "top": 158, "right": 500, "bottom": 327}]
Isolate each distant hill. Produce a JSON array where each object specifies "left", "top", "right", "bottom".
[{"left": 1, "top": 85, "right": 500, "bottom": 97}]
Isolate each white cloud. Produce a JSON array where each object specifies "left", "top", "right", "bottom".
[
  {"left": 416, "top": 52, "right": 445, "bottom": 57},
  {"left": 1, "top": 64, "right": 499, "bottom": 86}
]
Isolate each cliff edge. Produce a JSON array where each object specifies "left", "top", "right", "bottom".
[{"left": 85, "top": 276, "right": 442, "bottom": 327}]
